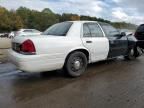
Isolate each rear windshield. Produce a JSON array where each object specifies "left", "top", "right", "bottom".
[
  {"left": 42, "top": 22, "right": 73, "bottom": 36},
  {"left": 137, "top": 24, "right": 144, "bottom": 32}
]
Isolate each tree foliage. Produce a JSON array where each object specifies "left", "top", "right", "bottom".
[
  {"left": 0, "top": 6, "right": 23, "bottom": 32},
  {"left": 111, "top": 22, "right": 137, "bottom": 30},
  {"left": 0, "top": 6, "right": 137, "bottom": 33}
]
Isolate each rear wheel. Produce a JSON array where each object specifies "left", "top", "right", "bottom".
[{"left": 64, "top": 51, "right": 88, "bottom": 77}]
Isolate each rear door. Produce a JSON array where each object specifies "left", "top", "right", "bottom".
[
  {"left": 82, "top": 23, "right": 109, "bottom": 62},
  {"left": 99, "top": 23, "right": 128, "bottom": 58}
]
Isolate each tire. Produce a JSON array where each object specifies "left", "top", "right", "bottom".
[
  {"left": 64, "top": 51, "right": 88, "bottom": 77},
  {"left": 125, "top": 46, "right": 140, "bottom": 60},
  {"left": 134, "top": 46, "right": 143, "bottom": 57}
]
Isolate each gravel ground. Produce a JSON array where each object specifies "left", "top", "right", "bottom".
[{"left": 0, "top": 38, "right": 11, "bottom": 62}]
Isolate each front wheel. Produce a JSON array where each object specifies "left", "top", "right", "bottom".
[
  {"left": 64, "top": 51, "right": 88, "bottom": 77},
  {"left": 125, "top": 46, "right": 141, "bottom": 60}
]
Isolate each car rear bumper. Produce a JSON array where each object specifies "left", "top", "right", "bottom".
[{"left": 8, "top": 49, "right": 64, "bottom": 73}]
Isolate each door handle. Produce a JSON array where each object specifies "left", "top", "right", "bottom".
[{"left": 86, "top": 41, "right": 92, "bottom": 43}]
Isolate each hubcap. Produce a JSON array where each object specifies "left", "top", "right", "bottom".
[
  {"left": 130, "top": 49, "right": 134, "bottom": 56},
  {"left": 74, "top": 60, "right": 81, "bottom": 70},
  {"left": 137, "top": 47, "right": 143, "bottom": 55}
]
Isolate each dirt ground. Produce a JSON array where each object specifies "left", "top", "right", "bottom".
[
  {"left": 0, "top": 38, "right": 11, "bottom": 62},
  {"left": 0, "top": 56, "right": 144, "bottom": 108},
  {"left": 1, "top": 38, "right": 144, "bottom": 108}
]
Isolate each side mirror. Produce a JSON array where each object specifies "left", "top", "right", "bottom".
[{"left": 120, "top": 32, "right": 126, "bottom": 36}]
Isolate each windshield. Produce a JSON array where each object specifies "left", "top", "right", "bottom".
[{"left": 42, "top": 22, "right": 73, "bottom": 36}]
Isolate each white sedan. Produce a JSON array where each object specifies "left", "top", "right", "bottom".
[{"left": 9, "top": 21, "right": 140, "bottom": 77}]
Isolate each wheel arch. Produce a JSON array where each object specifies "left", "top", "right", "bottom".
[{"left": 64, "top": 48, "right": 90, "bottom": 65}]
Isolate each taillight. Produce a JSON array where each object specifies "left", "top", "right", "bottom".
[{"left": 20, "top": 39, "right": 36, "bottom": 55}]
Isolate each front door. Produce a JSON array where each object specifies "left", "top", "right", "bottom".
[{"left": 99, "top": 22, "right": 128, "bottom": 58}]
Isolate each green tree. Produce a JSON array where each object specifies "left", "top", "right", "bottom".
[
  {"left": 0, "top": 7, "right": 11, "bottom": 32},
  {"left": 0, "top": 7, "right": 23, "bottom": 32},
  {"left": 42, "top": 8, "right": 53, "bottom": 14},
  {"left": 16, "top": 7, "right": 32, "bottom": 28},
  {"left": 9, "top": 10, "right": 23, "bottom": 31},
  {"left": 0, "top": 6, "right": 137, "bottom": 33}
]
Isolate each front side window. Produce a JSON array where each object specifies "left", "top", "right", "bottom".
[
  {"left": 99, "top": 22, "right": 120, "bottom": 37},
  {"left": 42, "top": 22, "right": 73, "bottom": 36},
  {"left": 83, "top": 23, "right": 104, "bottom": 37}
]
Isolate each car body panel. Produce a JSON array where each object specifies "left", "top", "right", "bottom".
[
  {"left": 99, "top": 22, "right": 129, "bottom": 58},
  {"left": 81, "top": 22, "right": 109, "bottom": 62},
  {"left": 8, "top": 49, "right": 65, "bottom": 72},
  {"left": 9, "top": 29, "right": 41, "bottom": 38},
  {"left": 9, "top": 21, "right": 137, "bottom": 73},
  {"left": 107, "top": 36, "right": 128, "bottom": 58}
]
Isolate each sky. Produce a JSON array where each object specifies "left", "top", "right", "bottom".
[{"left": 0, "top": 0, "right": 144, "bottom": 25}]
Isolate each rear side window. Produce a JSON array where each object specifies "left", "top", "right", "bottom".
[
  {"left": 42, "top": 22, "right": 73, "bottom": 36},
  {"left": 83, "top": 23, "right": 104, "bottom": 37},
  {"left": 136, "top": 24, "right": 144, "bottom": 32}
]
